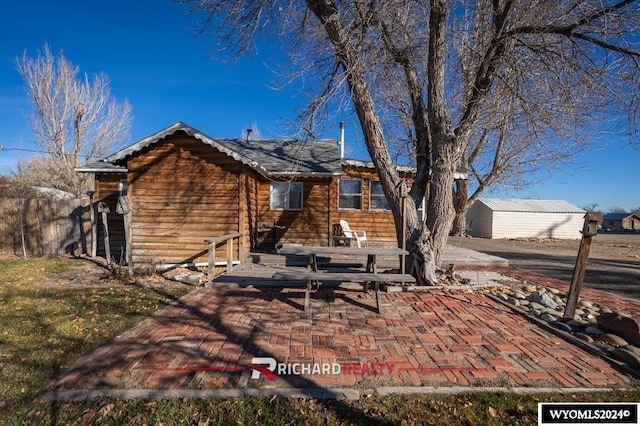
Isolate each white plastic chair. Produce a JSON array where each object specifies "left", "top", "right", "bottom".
[{"left": 339, "top": 219, "right": 368, "bottom": 247}]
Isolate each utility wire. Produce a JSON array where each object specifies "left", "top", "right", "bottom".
[
  {"left": 0, "top": 146, "right": 42, "bottom": 153},
  {"left": 0, "top": 145, "right": 94, "bottom": 159}
]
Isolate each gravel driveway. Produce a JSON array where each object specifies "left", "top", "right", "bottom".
[{"left": 449, "top": 233, "right": 640, "bottom": 300}]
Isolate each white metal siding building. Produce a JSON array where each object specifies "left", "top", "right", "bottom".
[{"left": 466, "top": 198, "right": 586, "bottom": 239}]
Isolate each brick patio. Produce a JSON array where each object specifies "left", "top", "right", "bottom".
[{"left": 47, "top": 278, "right": 637, "bottom": 394}]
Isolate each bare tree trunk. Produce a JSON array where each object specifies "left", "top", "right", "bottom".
[
  {"left": 426, "top": 150, "right": 457, "bottom": 265},
  {"left": 451, "top": 175, "right": 469, "bottom": 236},
  {"left": 307, "top": 0, "right": 440, "bottom": 284},
  {"left": 425, "top": 0, "right": 460, "bottom": 266}
]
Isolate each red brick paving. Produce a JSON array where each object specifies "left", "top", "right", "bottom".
[{"left": 47, "top": 282, "right": 637, "bottom": 392}]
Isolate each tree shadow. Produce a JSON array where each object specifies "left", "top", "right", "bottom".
[{"left": 38, "top": 283, "right": 392, "bottom": 425}]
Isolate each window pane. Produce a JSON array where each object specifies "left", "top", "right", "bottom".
[
  {"left": 371, "top": 197, "right": 389, "bottom": 210},
  {"left": 271, "top": 182, "right": 303, "bottom": 210},
  {"left": 270, "top": 184, "right": 285, "bottom": 209},
  {"left": 338, "top": 179, "right": 361, "bottom": 209},
  {"left": 339, "top": 195, "right": 361, "bottom": 209},
  {"left": 339, "top": 179, "right": 361, "bottom": 195},
  {"left": 289, "top": 183, "right": 303, "bottom": 210},
  {"left": 370, "top": 181, "right": 389, "bottom": 210}
]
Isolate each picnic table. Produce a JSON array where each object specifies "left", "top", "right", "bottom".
[{"left": 273, "top": 245, "right": 415, "bottom": 312}]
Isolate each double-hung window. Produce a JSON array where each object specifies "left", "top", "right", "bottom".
[
  {"left": 270, "top": 182, "right": 303, "bottom": 211},
  {"left": 369, "top": 180, "right": 390, "bottom": 211},
  {"left": 338, "top": 179, "right": 362, "bottom": 210}
]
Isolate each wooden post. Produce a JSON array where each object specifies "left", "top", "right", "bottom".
[
  {"left": 87, "top": 191, "right": 97, "bottom": 257},
  {"left": 75, "top": 203, "right": 83, "bottom": 256},
  {"left": 98, "top": 202, "right": 111, "bottom": 268},
  {"left": 116, "top": 181, "right": 133, "bottom": 277},
  {"left": 226, "top": 238, "right": 233, "bottom": 274},
  {"left": 207, "top": 242, "right": 216, "bottom": 286},
  {"left": 19, "top": 198, "right": 27, "bottom": 259},
  {"left": 205, "top": 233, "right": 243, "bottom": 285},
  {"left": 123, "top": 212, "right": 133, "bottom": 277},
  {"left": 563, "top": 213, "right": 601, "bottom": 319},
  {"left": 401, "top": 184, "right": 407, "bottom": 276}
]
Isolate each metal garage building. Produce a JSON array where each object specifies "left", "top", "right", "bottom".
[{"left": 466, "top": 198, "right": 586, "bottom": 239}]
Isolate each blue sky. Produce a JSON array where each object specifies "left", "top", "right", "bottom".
[{"left": 0, "top": 0, "right": 638, "bottom": 212}]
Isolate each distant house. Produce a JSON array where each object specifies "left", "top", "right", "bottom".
[
  {"left": 466, "top": 198, "right": 586, "bottom": 239},
  {"left": 77, "top": 122, "right": 413, "bottom": 266},
  {"left": 602, "top": 213, "right": 640, "bottom": 232}
]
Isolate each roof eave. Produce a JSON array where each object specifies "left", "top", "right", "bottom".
[
  {"left": 76, "top": 169, "right": 128, "bottom": 173},
  {"left": 75, "top": 165, "right": 128, "bottom": 173},
  {"left": 266, "top": 171, "right": 342, "bottom": 178}
]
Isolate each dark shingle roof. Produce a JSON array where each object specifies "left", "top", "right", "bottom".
[{"left": 88, "top": 121, "right": 342, "bottom": 177}]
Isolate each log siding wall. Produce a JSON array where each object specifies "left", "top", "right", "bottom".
[
  {"left": 126, "top": 134, "right": 242, "bottom": 265},
  {"left": 254, "top": 177, "right": 331, "bottom": 249},
  {"left": 91, "top": 135, "right": 411, "bottom": 264},
  {"left": 330, "top": 166, "right": 405, "bottom": 246}
]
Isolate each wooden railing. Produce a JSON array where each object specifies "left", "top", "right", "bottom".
[{"left": 204, "top": 232, "right": 244, "bottom": 285}]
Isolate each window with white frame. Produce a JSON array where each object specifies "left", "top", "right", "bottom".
[
  {"left": 369, "top": 180, "right": 390, "bottom": 211},
  {"left": 338, "top": 179, "right": 362, "bottom": 209},
  {"left": 270, "top": 182, "right": 303, "bottom": 211},
  {"left": 417, "top": 196, "right": 426, "bottom": 222}
]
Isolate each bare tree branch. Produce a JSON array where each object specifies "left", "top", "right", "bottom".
[{"left": 15, "top": 45, "right": 132, "bottom": 197}]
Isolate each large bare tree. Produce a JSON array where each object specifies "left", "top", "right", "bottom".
[
  {"left": 449, "top": 1, "right": 640, "bottom": 235},
  {"left": 180, "top": 0, "right": 640, "bottom": 284},
  {"left": 16, "top": 44, "right": 132, "bottom": 197}
]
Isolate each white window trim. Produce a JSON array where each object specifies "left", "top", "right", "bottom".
[
  {"left": 369, "top": 180, "right": 390, "bottom": 211},
  {"left": 338, "top": 178, "right": 362, "bottom": 210},
  {"left": 418, "top": 196, "right": 426, "bottom": 222},
  {"left": 270, "top": 182, "right": 303, "bottom": 211}
]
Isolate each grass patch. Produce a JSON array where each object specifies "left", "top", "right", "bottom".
[
  {"left": 0, "top": 257, "right": 638, "bottom": 425},
  {"left": 0, "top": 257, "right": 190, "bottom": 423},
  {"left": 7, "top": 390, "right": 640, "bottom": 425}
]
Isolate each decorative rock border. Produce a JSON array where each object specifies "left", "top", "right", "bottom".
[{"left": 485, "top": 284, "right": 640, "bottom": 373}]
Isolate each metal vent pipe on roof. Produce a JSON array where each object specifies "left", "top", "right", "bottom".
[{"left": 339, "top": 122, "right": 345, "bottom": 158}]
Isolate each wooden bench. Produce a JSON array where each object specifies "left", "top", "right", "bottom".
[{"left": 271, "top": 271, "right": 415, "bottom": 313}]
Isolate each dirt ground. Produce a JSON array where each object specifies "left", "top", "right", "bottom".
[{"left": 449, "top": 233, "right": 640, "bottom": 300}]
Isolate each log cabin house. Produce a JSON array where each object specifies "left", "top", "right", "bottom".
[{"left": 77, "top": 122, "right": 415, "bottom": 267}]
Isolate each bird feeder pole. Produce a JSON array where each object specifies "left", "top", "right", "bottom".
[{"left": 563, "top": 212, "right": 602, "bottom": 319}]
